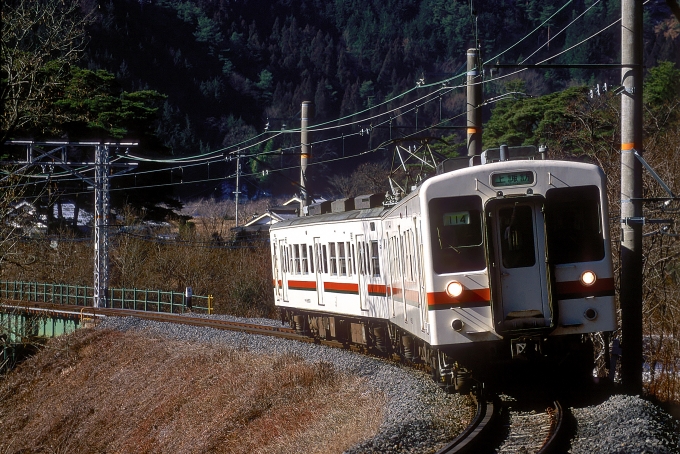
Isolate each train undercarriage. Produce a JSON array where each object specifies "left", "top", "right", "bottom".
[{"left": 280, "top": 308, "right": 598, "bottom": 395}]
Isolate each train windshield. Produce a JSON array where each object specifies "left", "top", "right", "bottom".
[
  {"left": 429, "top": 195, "right": 486, "bottom": 274},
  {"left": 545, "top": 185, "right": 605, "bottom": 264}
]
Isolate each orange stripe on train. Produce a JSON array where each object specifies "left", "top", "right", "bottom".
[
  {"left": 324, "top": 282, "right": 359, "bottom": 294},
  {"left": 287, "top": 280, "right": 316, "bottom": 290},
  {"left": 427, "top": 288, "right": 491, "bottom": 309}
]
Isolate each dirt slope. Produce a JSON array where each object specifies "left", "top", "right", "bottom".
[{"left": 0, "top": 329, "right": 384, "bottom": 453}]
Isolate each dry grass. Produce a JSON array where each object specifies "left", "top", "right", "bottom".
[
  {"left": 0, "top": 329, "right": 385, "bottom": 453},
  {"left": 1, "top": 231, "right": 276, "bottom": 318}
]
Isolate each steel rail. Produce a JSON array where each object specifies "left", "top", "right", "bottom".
[
  {"left": 0, "top": 301, "right": 304, "bottom": 340},
  {"left": 538, "top": 400, "right": 566, "bottom": 454},
  {"left": 435, "top": 394, "right": 498, "bottom": 454}
]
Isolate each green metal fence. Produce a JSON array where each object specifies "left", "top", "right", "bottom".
[{"left": 0, "top": 281, "right": 213, "bottom": 314}]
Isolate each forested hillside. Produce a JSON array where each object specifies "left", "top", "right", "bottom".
[
  {"left": 82, "top": 0, "right": 678, "bottom": 156},
  {"left": 3, "top": 0, "right": 679, "bottom": 204}
]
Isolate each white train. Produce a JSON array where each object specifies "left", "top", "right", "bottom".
[{"left": 270, "top": 147, "right": 616, "bottom": 391}]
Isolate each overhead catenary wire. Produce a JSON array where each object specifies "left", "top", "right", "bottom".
[
  {"left": 30, "top": 107, "right": 476, "bottom": 198},
  {"left": 519, "top": 0, "right": 603, "bottom": 64},
  {"left": 483, "top": 0, "right": 574, "bottom": 66}
]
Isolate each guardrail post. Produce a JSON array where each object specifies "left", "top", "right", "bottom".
[{"left": 208, "top": 295, "right": 214, "bottom": 315}]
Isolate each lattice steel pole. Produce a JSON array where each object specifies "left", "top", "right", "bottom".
[{"left": 94, "top": 144, "right": 110, "bottom": 308}]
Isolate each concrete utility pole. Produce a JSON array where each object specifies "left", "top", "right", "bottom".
[
  {"left": 300, "top": 101, "right": 312, "bottom": 212},
  {"left": 466, "top": 48, "right": 482, "bottom": 157},
  {"left": 234, "top": 154, "right": 241, "bottom": 227},
  {"left": 620, "top": 0, "right": 644, "bottom": 394}
]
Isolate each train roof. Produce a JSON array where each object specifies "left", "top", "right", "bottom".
[{"left": 270, "top": 206, "right": 386, "bottom": 230}]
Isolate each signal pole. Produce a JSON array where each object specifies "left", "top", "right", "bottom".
[
  {"left": 620, "top": 0, "right": 643, "bottom": 394},
  {"left": 466, "top": 48, "right": 482, "bottom": 157}
]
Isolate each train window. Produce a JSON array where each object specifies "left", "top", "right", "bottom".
[
  {"left": 371, "top": 241, "right": 380, "bottom": 277},
  {"left": 322, "top": 245, "right": 329, "bottom": 274},
  {"left": 351, "top": 244, "right": 357, "bottom": 275},
  {"left": 293, "top": 244, "right": 301, "bottom": 274},
  {"left": 398, "top": 236, "right": 404, "bottom": 278},
  {"left": 288, "top": 245, "right": 294, "bottom": 274},
  {"left": 301, "top": 245, "right": 309, "bottom": 274},
  {"left": 329, "top": 242, "right": 338, "bottom": 275},
  {"left": 546, "top": 185, "right": 605, "bottom": 263},
  {"left": 391, "top": 237, "right": 399, "bottom": 278},
  {"left": 395, "top": 237, "right": 401, "bottom": 278},
  {"left": 280, "top": 246, "right": 287, "bottom": 273},
  {"left": 498, "top": 205, "right": 536, "bottom": 268},
  {"left": 346, "top": 242, "right": 353, "bottom": 276},
  {"left": 406, "top": 237, "right": 410, "bottom": 279},
  {"left": 338, "top": 242, "right": 347, "bottom": 276},
  {"left": 409, "top": 231, "right": 416, "bottom": 281},
  {"left": 357, "top": 241, "right": 366, "bottom": 274},
  {"left": 364, "top": 242, "right": 370, "bottom": 275},
  {"left": 403, "top": 232, "right": 410, "bottom": 281},
  {"left": 429, "top": 195, "right": 486, "bottom": 274},
  {"left": 309, "top": 246, "right": 314, "bottom": 273}
]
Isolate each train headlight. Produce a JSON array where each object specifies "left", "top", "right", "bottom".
[
  {"left": 580, "top": 270, "right": 597, "bottom": 286},
  {"left": 446, "top": 281, "right": 464, "bottom": 298}
]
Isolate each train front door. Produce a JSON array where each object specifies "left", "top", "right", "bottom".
[{"left": 488, "top": 199, "right": 551, "bottom": 333}]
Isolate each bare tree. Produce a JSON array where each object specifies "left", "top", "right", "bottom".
[
  {"left": 327, "top": 161, "right": 390, "bottom": 199},
  {"left": 1, "top": 0, "right": 93, "bottom": 141}
]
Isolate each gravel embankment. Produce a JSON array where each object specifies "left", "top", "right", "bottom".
[
  {"left": 97, "top": 316, "right": 472, "bottom": 454},
  {"left": 98, "top": 315, "right": 680, "bottom": 454},
  {"left": 569, "top": 394, "right": 680, "bottom": 454}
]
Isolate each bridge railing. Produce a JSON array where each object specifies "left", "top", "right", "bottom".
[{"left": 0, "top": 281, "right": 213, "bottom": 314}]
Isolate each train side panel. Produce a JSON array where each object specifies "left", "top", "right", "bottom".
[{"left": 271, "top": 211, "right": 391, "bottom": 321}]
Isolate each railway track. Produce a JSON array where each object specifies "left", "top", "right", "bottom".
[
  {"left": 2, "top": 301, "right": 569, "bottom": 453},
  {"left": 1, "top": 300, "right": 306, "bottom": 340},
  {"left": 494, "top": 396, "right": 567, "bottom": 454},
  {"left": 435, "top": 393, "right": 566, "bottom": 454},
  {"left": 435, "top": 394, "right": 498, "bottom": 453}
]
